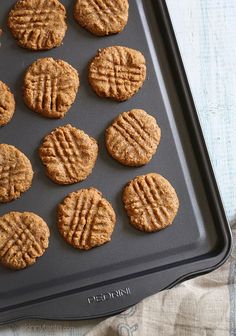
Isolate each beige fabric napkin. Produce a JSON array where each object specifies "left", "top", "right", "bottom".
[{"left": 86, "top": 224, "right": 235, "bottom": 336}]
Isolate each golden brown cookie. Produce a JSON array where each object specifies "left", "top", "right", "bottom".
[
  {"left": 0, "top": 212, "right": 50, "bottom": 270},
  {"left": 57, "top": 188, "right": 116, "bottom": 250},
  {"left": 106, "top": 109, "right": 161, "bottom": 166},
  {"left": 0, "top": 81, "right": 15, "bottom": 127},
  {"left": 88, "top": 46, "right": 146, "bottom": 101},
  {"left": 74, "top": 0, "right": 129, "bottom": 36},
  {"left": 39, "top": 124, "right": 98, "bottom": 185},
  {"left": 7, "top": 0, "right": 67, "bottom": 50},
  {"left": 23, "top": 58, "right": 79, "bottom": 119},
  {"left": 0, "top": 144, "right": 33, "bottom": 203},
  {"left": 123, "top": 173, "right": 179, "bottom": 232}
]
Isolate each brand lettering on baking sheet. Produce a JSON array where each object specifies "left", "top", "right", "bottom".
[{"left": 87, "top": 287, "right": 131, "bottom": 304}]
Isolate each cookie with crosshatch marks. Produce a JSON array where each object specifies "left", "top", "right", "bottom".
[
  {"left": 0, "top": 144, "right": 33, "bottom": 203},
  {"left": 0, "top": 212, "right": 49, "bottom": 270},
  {"left": 123, "top": 173, "right": 179, "bottom": 233},
  {"left": 39, "top": 124, "right": 98, "bottom": 185},
  {"left": 88, "top": 46, "right": 146, "bottom": 101},
  {"left": 7, "top": 0, "right": 67, "bottom": 50},
  {"left": 23, "top": 58, "right": 79, "bottom": 119},
  {"left": 74, "top": 0, "right": 129, "bottom": 36},
  {"left": 57, "top": 188, "right": 116, "bottom": 250},
  {"left": 106, "top": 109, "right": 161, "bottom": 166},
  {"left": 0, "top": 81, "right": 15, "bottom": 127}
]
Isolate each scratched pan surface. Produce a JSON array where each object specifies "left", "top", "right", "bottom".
[{"left": 0, "top": 0, "right": 231, "bottom": 323}]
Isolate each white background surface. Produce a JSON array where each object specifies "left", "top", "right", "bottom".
[
  {"left": 1, "top": 0, "right": 236, "bottom": 334},
  {"left": 167, "top": 0, "right": 236, "bottom": 224}
]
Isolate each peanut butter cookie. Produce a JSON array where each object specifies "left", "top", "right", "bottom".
[
  {"left": 0, "top": 81, "right": 15, "bottom": 127},
  {"left": 39, "top": 124, "right": 98, "bottom": 185},
  {"left": 8, "top": 0, "right": 67, "bottom": 50},
  {"left": 57, "top": 188, "right": 116, "bottom": 250},
  {"left": 24, "top": 58, "right": 79, "bottom": 119},
  {"left": 0, "top": 212, "right": 50, "bottom": 270},
  {"left": 0, "top": 144, "right": 33, "bottom": 203},
  {"left": 106, "top": 109, "right": 161, "bottom": 166},
  {"left": 123, "top": 173, "right": 179, "bottom": 232},
  {"left": 88, "top": 46, "right": 146, "bottom": 101},
  {"left": 74, "top": 0, "right": 129, "bottom": 36}
]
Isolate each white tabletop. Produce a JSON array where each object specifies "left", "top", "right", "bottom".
[{"left": 1, "top": 0, "right": 235, "bottom": 334}]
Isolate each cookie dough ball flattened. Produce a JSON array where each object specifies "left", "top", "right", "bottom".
[
  {"left": 123, "top": 173, "right": 179, "bottom": 233},
  {"left": 0, "top": 144, "right": 33, "bottom": 203},
  {"left": 0, "top": 81, "right": 15, "bottom": 126},
  {"left": 8, "top": 0, "right": 67, "bottom": 50},
  {"left": 39, "top": 124, "right": 98, "bottom": 185},
  {"left": 89, "top": 46, "right": 146, "bottom": 101},
  {"left": 106, "top": 109, "right": 161, "bottom": 166},
  {"left": 58, "top": 188, "right": 116, "bottom": 250},
  {"left": 0, "top": 212, "right": 50, "bottom": 270},
  {"left": 24, "top": 58, "right": 79, "bottom": 119},
  {"left": 74, "top": 0, "right": 129, "bottom": 36}
]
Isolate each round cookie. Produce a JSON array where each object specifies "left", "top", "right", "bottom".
[
  {"left": 39, "top": 124, "right": 98, "bottom": 185},
  {"left": 0, "top": 144, "right": 33, "bottom": 203},
  {"left": 88, "top": 46, "right": 146, "bottom": 101},
  {"left": 0, "top": 212, "right": 50, "bottom": 270},
  {"left": 74, "top": 0, "right": 129, "bottom": 36},
  {"left": 123, "top": 173, "right": 179, "bottom": 232},
  {"left": 0, "top": 81, "right": 15, "bottom": 126},
  {"left": 24, "top": 58, "right": 79, "bottom": 119},
  {"left": 7, "top": 0, "right": 67, "bottom": 50},
  {"left": 57, "top": 188, "right": 116, "bottom": 250},
  {"left": 106, "top": 109, "right": 161, "bottom": 166}
]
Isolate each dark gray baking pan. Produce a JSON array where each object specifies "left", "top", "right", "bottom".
[{"left": 0, "top": 0, "right": 232, "bottom": 323}]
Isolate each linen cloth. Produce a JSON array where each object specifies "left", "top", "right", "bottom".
[{"left": 1, "top": 0, "right": 236, "bottom": 335}]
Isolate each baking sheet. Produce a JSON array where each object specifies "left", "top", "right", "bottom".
[{"left": 0, "top": 0, "right": 231, "bottom": 320}]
